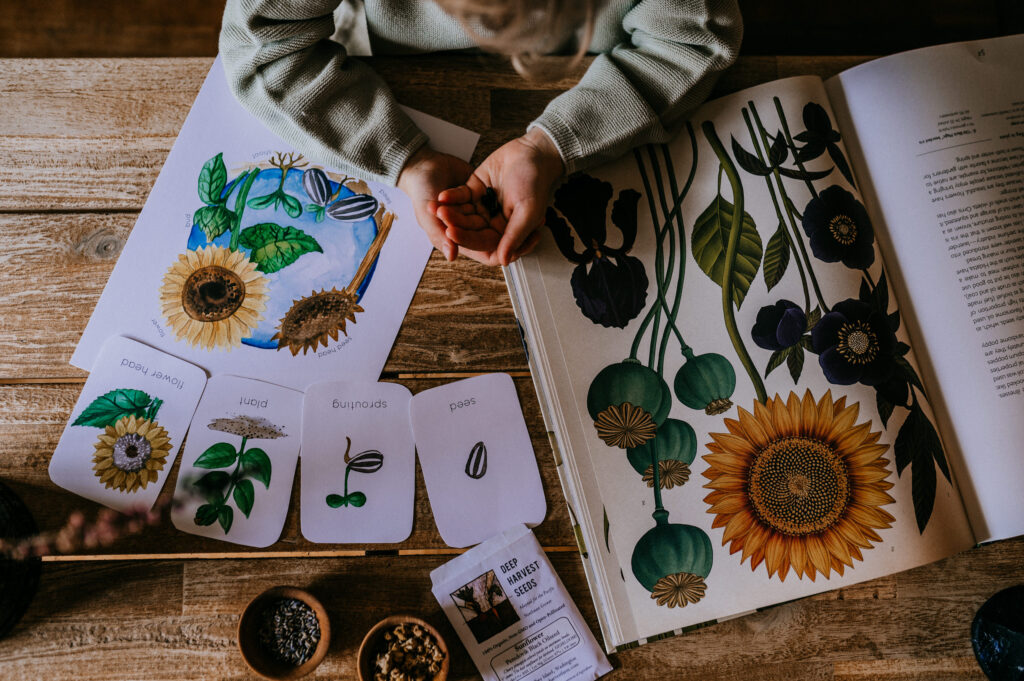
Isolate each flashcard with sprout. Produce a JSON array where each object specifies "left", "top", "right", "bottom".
[
  {"left": 171, "top": 375, "right": 303, "bottom": 547},
  {"left": 49, "top": 336, "right": 207, "bottom": 513}
]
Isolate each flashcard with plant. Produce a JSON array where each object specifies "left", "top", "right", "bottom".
[
  {"left": 72, "top": 388, "right": 172, "bottom": 495},
  {"left": 160, "top": 151, "right": 395, "bottom": 356},
  {"left": 191, "top": 415, "right": 283, "bottom": 534},
  {"left": 326, "top": 437, "right": 384, "bottom": 508}
]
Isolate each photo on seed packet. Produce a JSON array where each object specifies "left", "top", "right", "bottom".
[{"left": 450, "top": 570, "right": 521, "bottom": 644}]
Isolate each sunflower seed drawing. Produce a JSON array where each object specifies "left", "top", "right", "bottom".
[{"left": 465, "top": 441, "right": 487, "bottom": 479}]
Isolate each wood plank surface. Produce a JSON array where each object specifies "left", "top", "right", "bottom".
[
  {"left": 0, "top": 377, "right": 575, "bottom": 554},
  {"left": 0, "top": 539, "right": 1020, "bottom": 680}
]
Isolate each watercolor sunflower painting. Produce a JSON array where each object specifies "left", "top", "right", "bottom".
[{"left": 160, "top": 152, "right": 394, "bottom": 355}]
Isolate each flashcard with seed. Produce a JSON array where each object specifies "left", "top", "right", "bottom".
[
  {"left": 170, "top": 375, "right": 303, "bottom": 547},
  {"left": 49, "top": 336, "right": 208, "bottom": 513},
  {"left": 409, "top": 373, "right": 545, "bottom": 548},
  {"left": 300, "top": 381, "right": 415, "bottom": 544}
]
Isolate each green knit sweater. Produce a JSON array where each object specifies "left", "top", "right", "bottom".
[{"left": 220, "top": 0, "right": 742, "bottom": 185}]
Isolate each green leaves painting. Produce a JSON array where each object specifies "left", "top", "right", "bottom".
[
  {"left": 73, "top": 388, "right": 163, "bottom": 428},
  {"left": 198, "top": 153, "right": 228, "bottom": 206},
  {"left": 192, "top": 417, "right": 282, "bottom": 535},
  {"left": 691, "top": 193, "right": 763, "bottom": 309},
  {"left": 238, "top": 223, "right": 323, "bottom": 274}
]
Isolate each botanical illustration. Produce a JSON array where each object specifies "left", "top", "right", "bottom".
[
  {"left": 326, "top": 436, "right": 384, "bottom": 508},
  {"left": 73, "top": 388, "right": 172, "bottom": 493},
  {"left": 160, "top": 152, "right": 394, "bottom": 355},
  {"left": 464, "top": 441, "right": 488, "bottom": 479},
  {"left": 450, "top": 570, "right": 521, "bottom": 644},
  {"left": 192, "top": 414, "right": 283, "bottom": 534},
  {"left": 546, "top": 127, "right": 719, "bottom": 608}
]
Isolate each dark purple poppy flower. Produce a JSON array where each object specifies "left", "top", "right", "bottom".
[
  {"left": 812, "top": 299, "right": 897, "bottom": 386},
  {"left": 751, "top": 300, "right": 806, "bottom": 351},
  {"left": 801, "top": 185, "right": 875, "bottom": 269},
  {"left": 546, "top": 173, "right": 647, "bottom": 328}
]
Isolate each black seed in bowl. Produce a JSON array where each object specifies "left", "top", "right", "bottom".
[{"left": 256, "top": 598, "right": 321, "bottom": 667}]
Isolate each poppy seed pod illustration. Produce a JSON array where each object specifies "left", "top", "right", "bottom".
[
  {"left": 626, "top": 419, "right": 697, "bottom": 489},
  {"left": 587, "top": 359, "right": 672, "bottom": 449},
  {"left": 673, "top": 352, "right": 736, "bottom": 415},
  {"left": 631, "top": 510, "right": 713, "bottom": 608},
  {"left": 545, "top": 173, "right": 648, "bottom": 328}
]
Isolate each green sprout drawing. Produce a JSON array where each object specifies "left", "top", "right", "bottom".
[
  {"left": 326, "top": 437, "right": 384, "bottom": 508},
  {"left": 192, "top": 414, "right": 283, "bottom": 534}
]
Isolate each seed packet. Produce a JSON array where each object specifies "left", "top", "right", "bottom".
[
  {"left": 410, "top": 374, "right": 545, "bottom": 548},
  {"left": 430, "top": 524, "right": 612, "bottom": 681}
]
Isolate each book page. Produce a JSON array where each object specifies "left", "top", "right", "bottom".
[
  {"left": 827, "top": 34, "right": 1024, "bottom": 542},
  {"left": 509, "top": 75, "right": 974, "bottom": 648}
]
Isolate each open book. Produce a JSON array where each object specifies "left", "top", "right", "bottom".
[{"left": 506, "top": 34, "right": 1024, "bottom": 651}]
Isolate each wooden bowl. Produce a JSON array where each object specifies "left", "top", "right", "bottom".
[
  {"left": 238, "top": 586, "right": 331, "bottom": 680},
  {"left": 357, "top": 615, "right": 450, "bottom": 681}
]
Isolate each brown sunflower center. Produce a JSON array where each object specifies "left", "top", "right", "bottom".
[
  {"left": 112, "top": 433, "right": 152, "bottom": 473},
  {"left": 828, "top": 214, "right": 857, "bottom": 245},
  {"left": 181, "top": 265, "right": 246, "bottom": 322},
  {"left": 747, "top": 436, "right": 850, "bottom": 536},
  {"left": 837, "top": 321, "right": 878, "bottom": 364},
  {"left": 594, "top": 402, "right": 657, "bottom": 449}
]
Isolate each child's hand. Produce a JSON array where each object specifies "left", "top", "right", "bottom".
[
  {"left": 437, "top": 128, "right": 564, "bottom": 266},
  {"left": 397, "top": 147, "right": 474, "bottom": 261}
]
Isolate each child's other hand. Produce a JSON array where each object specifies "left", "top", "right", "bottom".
[
  {"left": 437, "top": 128, "right": 563, "bottom": 266},
  {"left": 397, "top": 147, "right": 474, "bottom": 261}
]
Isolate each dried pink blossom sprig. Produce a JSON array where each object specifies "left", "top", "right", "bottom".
[{"left": 0, "top": 496, "right": 179, "bottom": 561}]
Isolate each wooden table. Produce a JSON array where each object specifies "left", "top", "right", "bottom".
[{"left": 0, "top": 55, "right": 1020, "bottom": 680}]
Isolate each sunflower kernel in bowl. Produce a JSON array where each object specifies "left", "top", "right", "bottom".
[{"left": 374, "top": 623, "right": 446, "bottom": 681}]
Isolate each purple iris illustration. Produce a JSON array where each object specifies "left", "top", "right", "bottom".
[
  {"left": 801, "top": 185, "right": 875, "bottom": 269},
  {"left": 811, "top": 299, "right": 897, "bottom": 386},
  {"left": 751, "top": 300, "right": 806, "bottom": 351},
  {"left": 545, "top": 173, "right": 647, "bottom": 328}
]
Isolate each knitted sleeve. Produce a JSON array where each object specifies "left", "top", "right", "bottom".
[
  {"left": 530, "top": 0, "right": 743, "bottom": 174},
  {"left": 219, "top": 0, "right": 428, "bottom": 186}
]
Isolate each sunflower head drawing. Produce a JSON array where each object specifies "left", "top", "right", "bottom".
[
  {"left": 272, "top": 287, "right": 364, "bottom": 356},
  {"left": 702, "top": 390, "right": 894, "bottom": 581},
  {"left": 92, "top": 415, "right": 172, "bottom": 493},
  {"left": 160, "top": 245, "right": 269, "bottom": 350}
]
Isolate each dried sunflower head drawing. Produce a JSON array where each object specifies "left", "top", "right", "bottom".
[
  {"left": 160, "top": 245, "right": 269, "bottom": 350},
  {"left": 272, "top": 287, "right": 364, "bottom": 356},
  {"left": 208, "top": 414, "right": 287, "bottom": 439},
  {"left": 92, "top": 415, "right": 172, "bottom": 493},
  {"left": 702, "top": 390, "right": 895, "bottom": 581}
]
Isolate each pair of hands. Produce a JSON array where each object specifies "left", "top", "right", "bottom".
[{"left": 397, "top": 128, "right": 564, "bottom": 266}]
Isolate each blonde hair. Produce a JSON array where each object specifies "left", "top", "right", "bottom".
[{"left": 435, "top": 0, "right": 597, "bottom": 79}]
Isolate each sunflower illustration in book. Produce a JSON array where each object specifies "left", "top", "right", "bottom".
[
  {"left": 160, "top": 152, "right": 394, "bottom": 355},
  {"left": 544, "top": 97, "right": 953, "bottom": 608}
]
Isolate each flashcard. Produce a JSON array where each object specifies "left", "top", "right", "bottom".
[
  {"left": 409, "top": 373, "right": 545, "bottom": 548},
  {"left": 49, "top": 336, "right": 207, "bottom": 512},
  {"left": 300, "top": 381, "right": 415, "bottom": 544},
  {"left": 170, "top": 375, "right": 303, "bottom": 547}
]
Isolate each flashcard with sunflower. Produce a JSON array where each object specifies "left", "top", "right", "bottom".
[
  {"left": 49, "top": 336, "right": 207, "bottom": 513},
  {"left": 299, "top": 381, "right": 416, "bottom": 545},
  {"left": 170, "top": 375, "right": 303, "bottom": 548},
  {"left": 71, "top": 57, "right": 478, "bottom": 391}
]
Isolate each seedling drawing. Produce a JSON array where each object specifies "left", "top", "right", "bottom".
[{"left": 326, "top": 437, "right": 383, "bottom": 508}]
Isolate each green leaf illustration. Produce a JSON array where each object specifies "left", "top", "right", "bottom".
[
  {"left": 240, "top": 448, "right": 272, "bottom": 489},
  {"left": 238, "top": 223, "right": 324, "bottom": 274},
  {"left": 876, "top": 392, "right": 895, "bottom": 429},
  {"left": 730, "top": 136, "right": 771, "bottom": 176},
  {"left": 194, "top": 442, "right": 237, "bottom": 469},
  {"left": 762, "top": 222, "right": 790, "bottom": 292},
  {"left": 806, "top": 307, "right": 822, "bottom": 331},
  {"left": 233, "top": 479, "right": 255, "bottom": 518},
  {"left": 346, "top": 491, "right": 367, "bottom": 507},
  {"left": 193, "top": 471, "right": 230, "bottom": 503},
  {"left": 894, "top": 405, "right": 949, "bottom": 533},
  {"left": 778, "top": 166, "right": 833, "bottom": 182},
  {"left": 765, "top": 348, "right": 787, "bottom": 377},
  {"left": 195, "top": 205, "right": 233, "bottom": 241},
  {"left": 218, "top": 505, "right": 234, "bottom": 533},
  {"left": 72, "top": 389, "right": 154, "bottom": 428},
  {"left": 692, "top": 193, "right": 763, "bottom": 308},
  {"left": 282, "top": 194, "right": 303, "bottom": 218},
  {"left": 786, "top": 345, "right": 804, "bottom": 383},
  {"left": 326, "top": 494, "right": 347, "bottom": 508},
  {"left": 194, "top": 503, "right": 219, "bottom": 527},
  {"left": 198, "top": 153, "right": 227, "bottom": 205},
  {"left": 246, "top": 193, "right": 277, "bottom": 210}
]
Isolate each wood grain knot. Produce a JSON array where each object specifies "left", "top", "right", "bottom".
[{"left": 76, "top": 230, "right": 124, "bottom": 260}]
